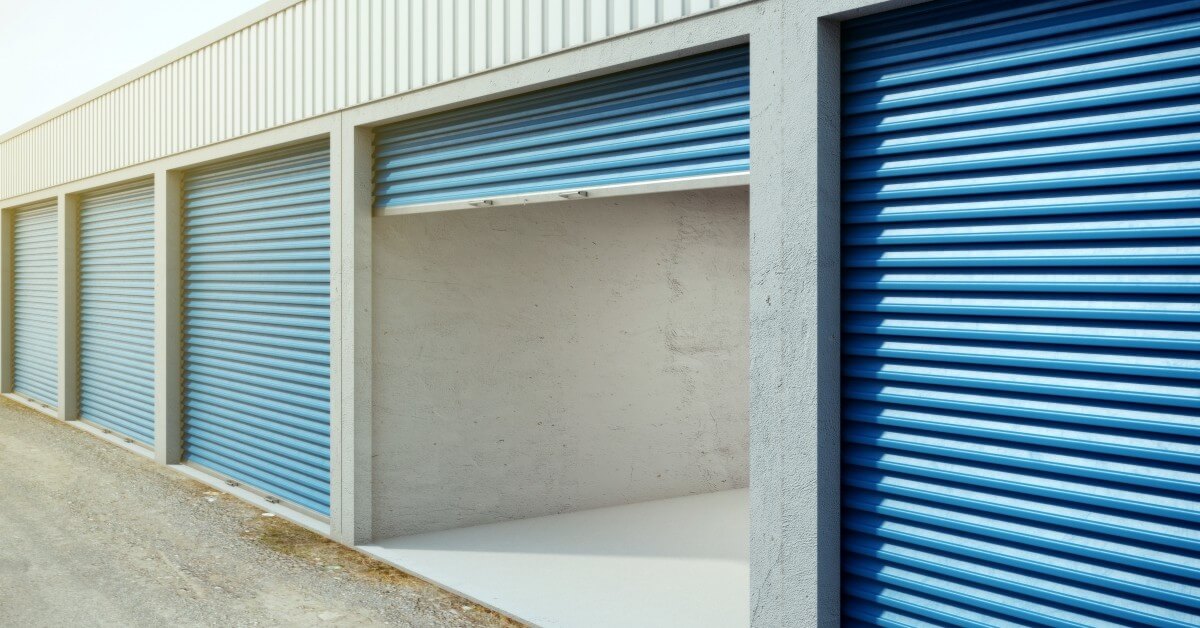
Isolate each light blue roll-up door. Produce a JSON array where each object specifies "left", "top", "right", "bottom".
[
  {"left": 79, "top": 180, "right": 155, "bottom": 444},
  {"left": 13, "top": 202, "right": 58, "bottom": 408},
  {"left": 374, "top": 45, "right": 749, "bottom": 209},
  {"left": 182, "top": 141, "right": 331, "bottom": 516},
  {"left": 843, "top": 0, "right": 1200, "bottom": 625}
]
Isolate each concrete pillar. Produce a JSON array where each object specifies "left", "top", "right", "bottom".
[
  {"left": 0, "top": 209, "right": 12, "bottom": 394},
  {"left": 748, "top": 3, "right": 842, "bottom": 626},
  {"left": 57, "top": 193, "right": 80, "bottom": 421},
  {"left": 749, "top": 2, "right": 933, "bottom": 625},
  {"left": 154, "top": 170, "right": 183, "bottom": 465},
  {"left": 329, "top": 116, "right": 374, "bottom": 544}
]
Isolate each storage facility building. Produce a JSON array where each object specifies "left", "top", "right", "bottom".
[{"left": 1, "top": 0, "right": 1197, "bottom": 625}]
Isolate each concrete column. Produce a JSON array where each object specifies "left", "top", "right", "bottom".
[
  {"left": 154, "top": 170, "right": 183, "bottom": 465},
  {"left": 329, "top": 116, "right": 374, "bottom": 544},
  {"left": 0, "top": 209, "right": 13, "bottom": 394},
  {"left": 57, "top": 193, "right": 80, "bottom": 421},
  {"left": 748, "top": 3, "right": 842, "bottom": 626}
]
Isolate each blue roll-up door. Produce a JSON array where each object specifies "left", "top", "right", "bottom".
[
  {"left": 182, "top": 141, "right": 331, "bottom": 516},
  {"left": 842, "top": 1, "right": 1200, "bottom": 625},
  {"left": 12, "top": 201, "right": 58, "bottom": 408},
  {"left": 79, "top": 180, "right": 155, "bottom": 444},
  {"left": 374, "top": 45, "right": 749, "bottom": 210}
]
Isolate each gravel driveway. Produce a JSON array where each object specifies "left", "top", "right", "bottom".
[{"left": 0, "top": 397, "right": 518, "bottom": 627}]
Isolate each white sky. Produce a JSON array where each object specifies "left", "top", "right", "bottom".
[{"left": 0, "top": 0, "right": 266, "bottom": 135}]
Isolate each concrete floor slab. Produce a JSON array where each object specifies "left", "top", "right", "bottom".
[{"left": 360, "top": 489, "right": 749, "bottom": 628}]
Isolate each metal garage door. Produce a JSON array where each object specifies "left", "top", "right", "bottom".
[
  {"left": 374, "top": 45, "right": 749, "bottom": 210},
  {"left": 182, "top": 142, "right": 331, "bottom": 516},
  {"left": 842, "top": 0, "right": 1200, "bottom": 625},
  {"left": 12, "top": 201, "right": 58, "bottom": 408},
  {"left": 79, "top": 181, "right": 155, "bottom": 444}
]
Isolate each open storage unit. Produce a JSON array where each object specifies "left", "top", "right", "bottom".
[
  {"left": 369, "top": 185, "right": 751, "bottom": 628},
  {"left": 365, "top": 46, "right": 752, "bottom": 627}
]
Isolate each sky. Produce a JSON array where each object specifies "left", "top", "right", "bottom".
[{"left": 0, "top": 0, "right": 266, "bottom": 135}]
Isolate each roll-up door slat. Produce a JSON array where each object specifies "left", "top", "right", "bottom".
[
  {"left": 842, "top": 1, "right": 1200, "bottom": 624},
  {"left": 844, "top": 489, "right": 1200, "bottom": 581},
  {"left": 78, "top": 180, "right": 155, "bottom": 443},
  {"left": 372, "top": 46, "right": 749, "bottom": 209},
  {"left": 13, "top": 202, "right": 58, "bottom": 408},
  {"left": 182, "top": 141, "right": 331, "bottom": 516}
]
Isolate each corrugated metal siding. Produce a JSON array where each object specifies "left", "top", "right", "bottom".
[
  {"left": 12, "top": 202, "right": 59, "bottom": 408},
  {"left": 0, "top": 0, "right": 747, "bottom": 203},
  {"left": 182, "top": 141, "right": 331, "bottom": 516},
  {"left": 842, "top": 0, "right": 1200, "bottom": 625},
  {"left": 78, "top": 181, "right": 156, "bottom": 444},
  {"left": 373, "top": 44, "right": 749, "bottom": 208}
]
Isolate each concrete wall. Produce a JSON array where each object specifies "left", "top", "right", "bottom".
[{"left": 372, "top": 188, "right": 749, "bottom": 536}]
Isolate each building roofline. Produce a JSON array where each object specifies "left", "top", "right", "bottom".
[{"left": 0, "top": 0, "right": 303, "bottom": 143}]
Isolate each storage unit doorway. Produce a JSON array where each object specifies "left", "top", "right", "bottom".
[
  {"left": 364, "top": 46, "right": 752, "bottom": 627},
  {"left": 77, "top": 180, "right": 156, "bottom": 445},
  {"left": 841, "top": 0, "right": 1200, "bottom": 624},
  {"left": 180, "top": 141, "right": 333, "bottom": 517},
  {"left": 12, "top": 200, "right": 59, "bottom": 409}
]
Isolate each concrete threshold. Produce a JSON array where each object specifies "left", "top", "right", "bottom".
[{"left": 358, "top": 489, "right": 749, "bottom": 628}]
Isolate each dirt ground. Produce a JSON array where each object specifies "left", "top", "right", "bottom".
[{"left": 0, "top": 397, "right": 521, "bottom": 627}]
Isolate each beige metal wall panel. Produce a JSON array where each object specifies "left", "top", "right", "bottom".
[{"left": 0, "top": 0, "right": 748, "bottom": 203}]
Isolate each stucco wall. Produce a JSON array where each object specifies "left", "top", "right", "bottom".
[{"left": 371, "top": 188, "right": 749, "bottom": 536}]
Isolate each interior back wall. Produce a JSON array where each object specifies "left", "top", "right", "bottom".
[{"left": 371, "top": 188, "right": 750, "bottom": 536}]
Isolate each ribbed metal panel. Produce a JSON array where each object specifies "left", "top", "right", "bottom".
[
  {"left": 374, "top": 44, "right": 748, "bottom": 211},
  {"left": 182, "top": 141, "right": 331, "bottom": 515},
  {"left": 0, "top": 0, "right": 748, "bottom": 203},
  {"left": 373, "top": 45, "right": 749, "bottom": 209},
  {"left": 842, "top": 1, "right": 1200, "bottom": 625},
  {"left": 12, "top": 202, "right": 59, "bottom": 408},
  {"left": 78, "top": 180, "right": 155, "bottom": 444}
]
